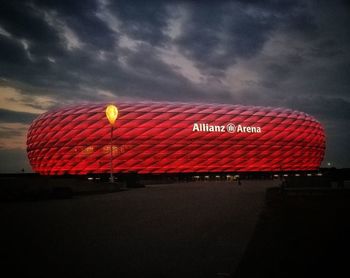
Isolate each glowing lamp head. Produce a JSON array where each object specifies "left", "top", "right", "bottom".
[{"left": 106, "top": 104, "right": 119, "bottom": 125}]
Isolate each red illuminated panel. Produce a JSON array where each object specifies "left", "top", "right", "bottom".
[{"left": 26, "top": 102, "right": 326, "bottom": 175}]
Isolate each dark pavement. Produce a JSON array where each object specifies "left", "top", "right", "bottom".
[{"left": 1, "top": 180, "right": 278, "bottom": 277}]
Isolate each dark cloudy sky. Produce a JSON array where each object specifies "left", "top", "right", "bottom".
[{"left": 0, "top": 0, "right": 349, "bottom": 172}]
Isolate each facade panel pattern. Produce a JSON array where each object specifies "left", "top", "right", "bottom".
[{"left": 27, "top": 102, "right": 326, "bottom": 175}]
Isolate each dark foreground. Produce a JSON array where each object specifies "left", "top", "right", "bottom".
[
  {"left": 1, "top": 180, "right": 275, "bottom": 278},
  {"left": 2, "top": 180, "right": 350, "bottom": 278},
  {"left": 233, "top": 188, "right": 350, "bottom": 278}
]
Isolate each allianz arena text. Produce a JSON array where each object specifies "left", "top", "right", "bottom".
[{"left": 26, "top": 101, "right": 326, "bottom": 175}]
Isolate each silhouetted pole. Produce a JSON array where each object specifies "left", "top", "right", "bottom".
[
  {"left": 110, "top": 125, "right": 114, "bottom": 182},
  {"left": 105, "top": 104, "right": 119, "bottom": 183}
]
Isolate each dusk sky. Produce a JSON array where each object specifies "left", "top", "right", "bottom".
[{"left": 0, "top": 0, "right": 349, "bottom": 173}]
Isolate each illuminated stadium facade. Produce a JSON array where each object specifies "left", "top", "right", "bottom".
[{"left": 26, "top": 101, "right": 326, "bottom": 175}]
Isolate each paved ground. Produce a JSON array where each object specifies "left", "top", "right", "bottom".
[
  {"left": 233, "top": 187, "right": 350, "bottom": 278},
  {"left": 1, "top": 180, "right": 278, "bottom": 277}
]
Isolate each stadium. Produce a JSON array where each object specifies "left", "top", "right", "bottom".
[{"left": 26, "top": 101, "right": 326, "bottom": 175}]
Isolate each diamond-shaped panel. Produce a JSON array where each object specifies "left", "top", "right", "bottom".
[{"left": 26, "top": 101, "right": 326, "bottom": 175}]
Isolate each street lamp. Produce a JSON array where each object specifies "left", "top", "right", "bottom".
[{"left": 106, "top": 104, "right": 119, "bottom": 183}]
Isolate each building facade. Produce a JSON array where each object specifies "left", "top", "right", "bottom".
[{"left": 27, "top": 101, "right": 326, "bottom": 175}]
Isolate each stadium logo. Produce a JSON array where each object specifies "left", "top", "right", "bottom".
[
  {"left": 226, "top": 123, "right": 236, "bottom": 133},
  {"left": 192, "top": 123, "right": 261, "bottom": 133}
]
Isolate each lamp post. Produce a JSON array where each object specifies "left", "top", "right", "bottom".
[{"left": 105, "top": 104, "right": 118, "bottom": 183}]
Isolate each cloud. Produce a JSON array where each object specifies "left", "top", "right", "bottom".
[
  {"left": 0, "top": 1, "right": 60, "bottom": 45},
  {"left": 33, "top": 0, "right": 117, "bottom": 51},
  {"left": 107, "top": 0, "right": 171, "bottom": 46},
  {"left": 173, "top": 0, "right": 316, "bottom": 77},
  {"left": 0, "top": 108, "right": 38, "bottom": 124},
  {"left": 0, "top": 122, "right": 30, "bottom": 149},
  {"left": 0, "top": 148, "right": 32, "bottom": 173},
  {"left": 0, "top": 34, "right": 30, "bottom": 65},
  {"left": 0, "top": 0, "right": 350, "bottom": 169}
]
